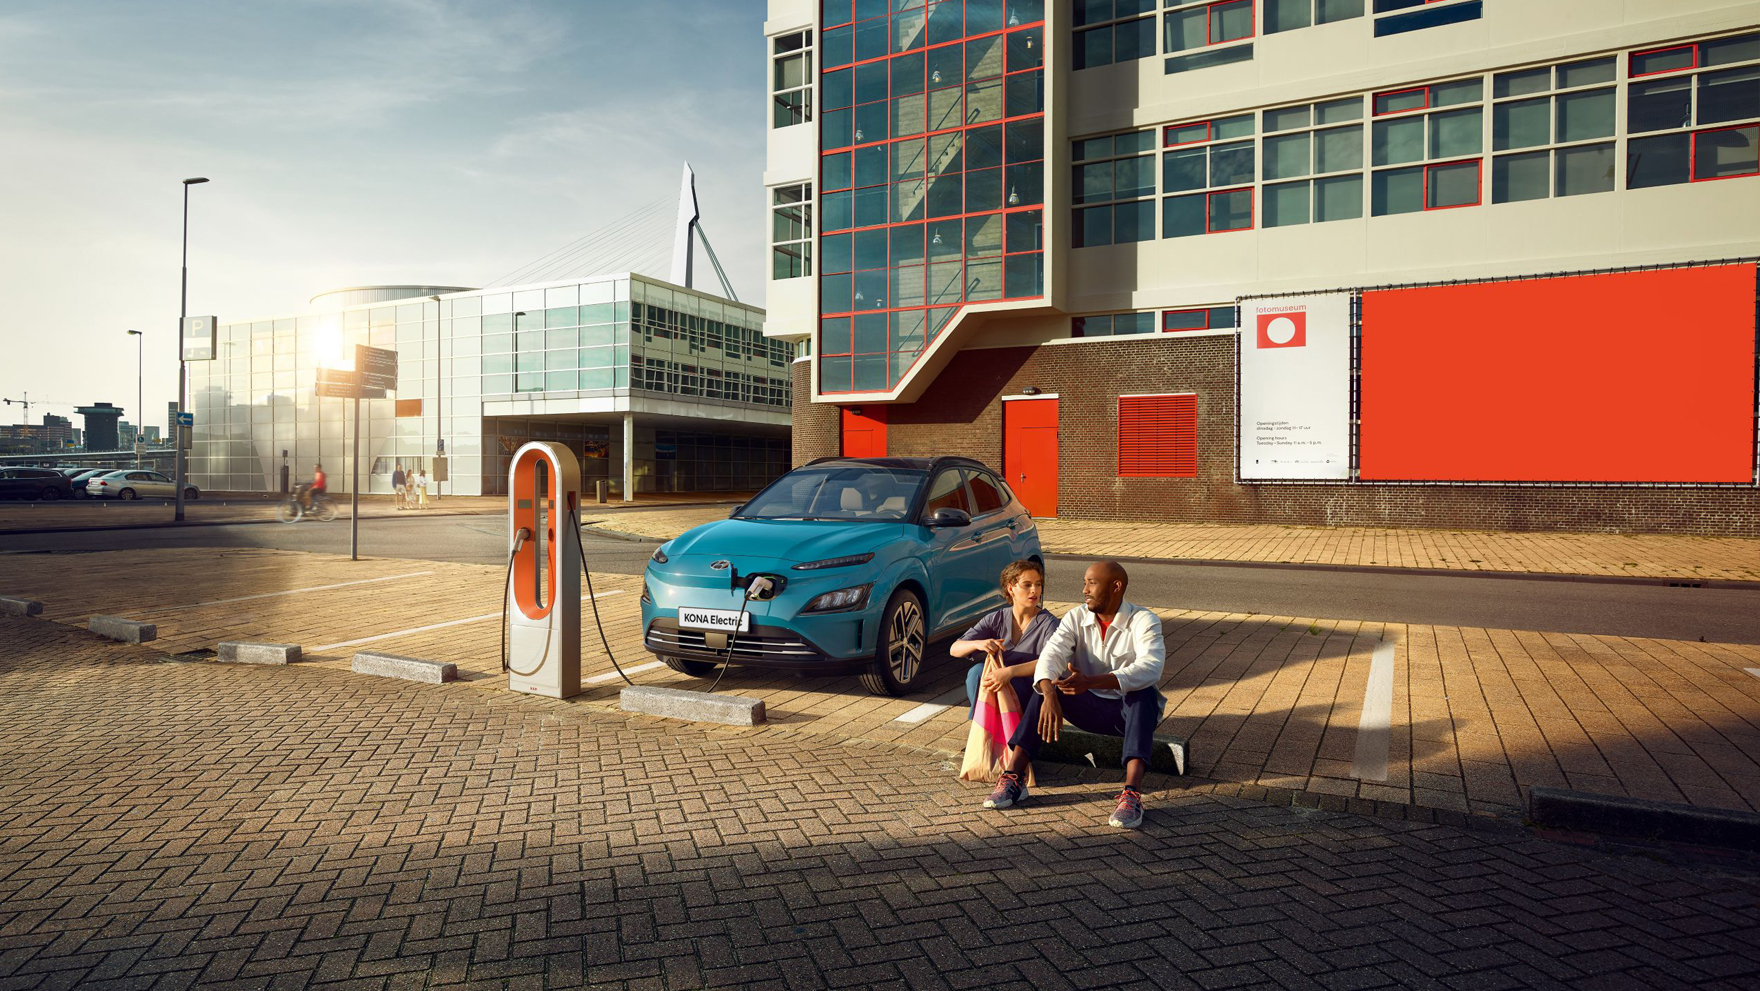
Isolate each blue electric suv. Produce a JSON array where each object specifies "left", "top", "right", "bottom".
[{"left": 640, "top": 456, "right": 1043, "bottom": 695}]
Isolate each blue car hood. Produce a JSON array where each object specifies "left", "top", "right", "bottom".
[{"left": 667, "top": 518, "right": 909, "bottom": 566}]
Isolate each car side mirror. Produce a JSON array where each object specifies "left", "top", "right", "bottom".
[{"left": 927, "top": 507, "right": 972, "bottom": 528}]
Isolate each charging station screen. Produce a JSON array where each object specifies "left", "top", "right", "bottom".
[{"left": 1359, "top": 265, "right": 1758, "bottom": 483}]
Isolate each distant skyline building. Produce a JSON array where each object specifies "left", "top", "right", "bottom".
[{"left": 75, "top": 402, "right": 123, "bottom": 452}]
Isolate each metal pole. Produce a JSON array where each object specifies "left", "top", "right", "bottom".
[
  {"left": 429, "top": 294, "right": 442, "bottom": 501},
  {"left": 351, "top": 394, "right": 360, "bottom": 562},
  {"left": 174, "top": 184, "right": 189, "bottom": 521}
]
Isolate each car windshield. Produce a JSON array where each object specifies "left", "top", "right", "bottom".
[{"left": 736, "top": 466, "right": 925, "bottom": 521}]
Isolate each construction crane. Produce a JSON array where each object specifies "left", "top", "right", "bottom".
[{"left": 2, "top": 394, "right": 81, "bottom": 424}]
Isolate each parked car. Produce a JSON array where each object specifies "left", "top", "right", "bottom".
[
  {"left": 87, "top": 470, "right": 199, "bottom": 501},
  {"left": 0, "top": 467, "right": 74, "bottom": 501},
  {"left": 640, "top": 456, "right": 1042, "bottom": 696},
  {"left": 67, "top": 469, "right": 111, "bottom": 498}
]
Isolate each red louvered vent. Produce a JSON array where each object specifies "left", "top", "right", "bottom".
[{"left": 1117, "top": 394, "right": 1197, "bottom": 477}]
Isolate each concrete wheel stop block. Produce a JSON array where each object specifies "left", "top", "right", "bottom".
[
  {"left": 1039, "top": 726, "right": 1188, "bottom": 776},
  {"left": 88, "top": 616, "right": 157, "bottom": 644},
  {"left": 620, "top": 685, "right": 766, "bottom": 727},
  {"left": 0, "top": 596, "right": 44, "bottom": 617},
  {"left": 1528, "top": 786, "right": 1760, "bottom": 851},
  {"left": 351, "top": 651, "right": 457, "bottom": 684},
  {"left": 218, "top": 642, "right": 302, "bottom": 665}
]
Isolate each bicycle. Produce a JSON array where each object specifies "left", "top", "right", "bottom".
[{"left": 276, "top": 492, "right": 337, "bottom": 523}]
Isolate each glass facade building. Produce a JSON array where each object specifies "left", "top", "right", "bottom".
[{"left": 189, "top": 274, "right": 793, "bottom": 497}]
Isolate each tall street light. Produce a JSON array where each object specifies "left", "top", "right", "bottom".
[
  {"left": 174, "top": 177, "right": 208, "bottom": 522},
  {"left": 429, "top": 294, "right": 443, "bottom": 502},
  {"left": 126, "top": 330, "right": 143, "bottom": 468}
]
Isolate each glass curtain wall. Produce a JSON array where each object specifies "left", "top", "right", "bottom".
[{"left": 818, "top": 0, "right": 1048, "bottom": 394}]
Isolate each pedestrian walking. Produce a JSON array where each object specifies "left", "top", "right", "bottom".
[{"left": 391, "top": 463, "right": 406, "bottom": 510}]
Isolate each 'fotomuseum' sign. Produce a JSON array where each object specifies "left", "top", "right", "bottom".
[{"left": 1238, "top": 293, "right": 1351, "bottom": 480}]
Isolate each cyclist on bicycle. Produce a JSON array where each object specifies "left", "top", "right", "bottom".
[{"left": 298, "top": 463, "right": 327, "bottom": 510}]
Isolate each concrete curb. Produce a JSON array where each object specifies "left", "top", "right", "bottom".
[
  {"left": 620, "top": 685, "right": 765, "bottom": 726},
  {"left": 0, "top": 595, "right": 44, "bottom": 617},
  {"left": 351, "top": 651, "right": 457, "bottom": 684},
  {"left": 0, "top": 508, "right": 497, "bottom": 537},
  {"left": 1037, "top": 726, "right": 1188, "bottom": 776},
  {"left": 218, "top": 642, "right": 302, "bottom": 665},
  {"left": 1528, "top": 786, "right": 1760, "bottom": 850},
  {"left": 88, "top": 616, "right": 156, "bottom": 643},
  {"left": 1042, "top": 552, "right": 1760, "bottom": 591}
]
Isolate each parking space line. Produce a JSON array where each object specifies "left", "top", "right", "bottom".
[
  {"left": 1746, "top": 667, "right": 1760, "bottom": 681},
  {"left": 894, "top": 686, "right": 971, "bottom": 724},
  {"left": 143, "top": 572, "right": 434, "bottom": 613},
  {"left": 313, "top": 590, "right": 625, "bottom": 653},
  {"left": 1352, "top": 642, "right": 1397, "bottom": 782},
  {"left": 586, "top": 660, "right": 664, "bottom": 685}
]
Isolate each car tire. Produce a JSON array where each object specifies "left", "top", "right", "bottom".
[
  {"left": 860, "top": 588, "right": 927, "bottom": 697},
  {"left": 184, "top": 488, "right": 199, "bottom": 501},
  {"left": 119, "top": 489, "right": 138, "bottom": 501},
  {"left": 660, "top": 654, "right": 719, "bottom": 677},
  {"left": 40, "top": 488, "right": 60, "bottom": 501},
  {"left": 73, "top": 490, "right": 87, "bottom": 499}
]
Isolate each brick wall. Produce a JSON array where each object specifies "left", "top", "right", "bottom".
[{"left": 790, "top": 339, "right": 1760, "bottom": 536}]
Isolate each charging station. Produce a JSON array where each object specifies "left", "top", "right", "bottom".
[{"left": 506, "top": 441, "right": 581, "bottom": 698}]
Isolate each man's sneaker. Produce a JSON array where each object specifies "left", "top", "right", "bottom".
[
  {"left": 983, "top": 772, "right": 1027, "bottom": 809},
  {"left": 1109, "top": 788, "right": 1144, "bottom": 828}
]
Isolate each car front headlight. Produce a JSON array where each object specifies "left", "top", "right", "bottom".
[
  {"left": 801, "top": 583, "right": 872, "bottom": 614},
  {"left": 791, "top": 552, "right": 874, "bottom": 571},
  {"left": 650, "top": 543, "right": 670, "bottom": 565}
]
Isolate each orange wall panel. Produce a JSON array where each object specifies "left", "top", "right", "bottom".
[{"left": 1360, "top": 265, "right": 1757, "bottom": 483}]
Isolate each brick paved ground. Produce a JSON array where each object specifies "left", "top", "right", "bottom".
[
  {"left": 587, "top": 509, "right": 1760, "bottom": 583},
  {"left": 3, "top": 549, "right": 1757, "bottom": 821},
  {"left": 1, "top": 614, "right": 1757, "bottom": 990},
  {"left": 0, "top": 492, "right": 748, "bottom": 534}
]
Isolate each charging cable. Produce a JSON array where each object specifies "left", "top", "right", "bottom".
[
  {"left": 569, "top": 506, "right": 632, "bottom": 686},
  {"left": 500, "top": 528, "right": 555, "bottom": 677},
  {"left": 705, "top": 575, "right": 769, "bottom": 694}
]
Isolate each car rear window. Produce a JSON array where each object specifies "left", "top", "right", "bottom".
[{"left": 968, "top": 472, "right": 1007, "bottom": 515}]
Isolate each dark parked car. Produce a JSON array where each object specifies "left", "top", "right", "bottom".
[
  {"left": 67, "top": 468, "right": 112, "bottom": 498},
  {"left": 0, "top": 467, "right": 74, "bottom": 501}
]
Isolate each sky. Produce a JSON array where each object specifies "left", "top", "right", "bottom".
[{"left": 0, "top": 0, "right": 768, "bottom": 431}]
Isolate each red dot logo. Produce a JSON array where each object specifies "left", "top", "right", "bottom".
[{"left": 1256, "top": 311, "right": 1306, "bottom": 349}]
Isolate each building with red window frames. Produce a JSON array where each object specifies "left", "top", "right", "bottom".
[{"left": 763, "top": 0, "right": 1760, "bottom": 535}]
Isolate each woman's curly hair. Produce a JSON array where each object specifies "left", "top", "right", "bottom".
[{"left": 998, "top": 559, "right": 1045, "bottom": 597}]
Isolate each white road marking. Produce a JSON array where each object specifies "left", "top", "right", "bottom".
[
  {"left": 1746, "top": 667, "right": 1760, "bottom": 681},
  {"left": 894, "top": 685, "right": 972, "bottom": 724},
  {"left": 313, "top": 589, "right": 624, "bottom": 653},
  {"left": 142, "top": 572, "right": 434, "bottom": 613},
  {"left": 1351, "top": 642, "right": 1397, "bottom": 782},
  {"left": 586, "top": 660, "right": 665, "bottom": 685}
]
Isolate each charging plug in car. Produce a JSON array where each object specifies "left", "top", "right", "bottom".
[{"left": 745, "top": 575, "right": 774, "bottom": 601}]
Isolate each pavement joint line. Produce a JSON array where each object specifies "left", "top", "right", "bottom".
[
  {"left": 138, "top": 571, "right": 435, "bottom": 613},
  {"left": 893, "top": 685, "right": 971, "bottom": 724},
  {"left": 586, "top": 660, "right": 664, "bottom": 685},
  {"left": 1351, "top": 641, "right": 1397, "bottom": 782},
  {"left": 310, "top": 589, "right": 625, "bottom": 652}
]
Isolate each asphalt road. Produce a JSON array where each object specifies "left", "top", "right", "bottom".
[{"left": 7, "top": 512, "right": 1758, "bottom": 644}]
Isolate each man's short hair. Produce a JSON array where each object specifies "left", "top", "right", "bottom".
[{"left": 1097, "top": 560, "right": 1128, "bottom": 592}]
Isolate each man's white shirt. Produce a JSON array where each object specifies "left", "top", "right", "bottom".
[{"left": 1031, "top": 600, "right": 1166, "bottom": 699}]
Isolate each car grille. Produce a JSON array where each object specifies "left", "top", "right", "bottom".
[{"left": 645, "top": 625, "right": 819, "bottom": 660}]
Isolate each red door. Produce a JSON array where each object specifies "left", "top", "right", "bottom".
[
  {"left": 1003, "top": 398, "right": 1057, "bottom": 517},
  {"left": 841, "top": 407, "right": 887, "bottom": 457}
]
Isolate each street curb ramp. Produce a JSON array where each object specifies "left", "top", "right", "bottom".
[{"left": 1528, "top": 786, "right": 1760, "bottom": 851}]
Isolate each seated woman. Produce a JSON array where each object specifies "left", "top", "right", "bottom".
[{"left": 952, "top": 560, "right": 1059, "bottom": 717}]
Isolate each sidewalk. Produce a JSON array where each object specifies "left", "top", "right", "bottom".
[
  {"left": 0, "top": 490, "right": 749, "bottom": 534},
  {"left": 4, "top": 546, "right": 1756, "bottom": 820},
  {"left": 587, "top": 507, "right": 1760, "bottom": 583}
]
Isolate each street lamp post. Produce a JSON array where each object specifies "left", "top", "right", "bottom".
[
  {"left": 126, "top": 330, "right": 143, "bottom": 468},
  {"left": 429, "top": 294, "right": 443, "bottom": 502},
  {"left": 174, "top": 177, "right": 209, "bottom": 522}
]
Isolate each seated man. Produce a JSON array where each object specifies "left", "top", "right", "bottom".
[{"left": 982, "top": 560, "right": 1166, "bottom": 829}]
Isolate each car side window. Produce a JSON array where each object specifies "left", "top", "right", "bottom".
[
  {"left": 922, "top": 470, "right": 972, "bottom": 517},
  {"left": 128, "top": 472, "right": 150, "bottom": 481},
  {"left": 150, "top": 473, "right": 172, "bottom": 483},
  {"left": 967, "top": 472, "right": 1007, "bottom": 517}
]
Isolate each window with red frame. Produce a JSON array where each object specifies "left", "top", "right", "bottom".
[
  {"left": 1161, "top": 306, "right": 1238, "bottom": 332},
  {"left": 1372, "top": 159, "right": 1480, "bottom": 214},
  {"left": 1118, "top": 394, "right": 1198, "bottom": 477},
  {"left": 1164, "top": 0, "right": 1254, "bottom": 52},
  {"left": 1629, "top": 33, "right": 1756, "bottom": 78},
  {"left": 1630, "top": 124, "right": 1760, "bottom": 188},
  {"left": 1161, "top": 113, "right": 1256, "bottom": 236}
]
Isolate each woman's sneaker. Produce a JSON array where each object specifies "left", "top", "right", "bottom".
[
  {"left": 983, "top": 772, "right": 1027, "bottom": 809},
  {"left": 1108, "top": 788, "right": 1144, "bottom": 828}
]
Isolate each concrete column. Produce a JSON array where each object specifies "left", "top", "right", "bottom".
[{"left": 622, "top": 412, "right": 635, "bottom": 502}]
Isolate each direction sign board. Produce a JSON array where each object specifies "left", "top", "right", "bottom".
[
  {"left": 182, "top": 316, "right": 218, "bottom": 361},
  {"left": 175, "top": 411, "right": 193, "bottom": 427},
  {"left": 356, "top": 345, "right": 398, "bottom": 392},
  {"left": 315, "top": 368, "right": 385, "bottom": 400}
]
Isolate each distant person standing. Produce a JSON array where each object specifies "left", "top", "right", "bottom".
[
  {"left": 391, "top": 463, "right": 407, "bottom": 510},
  {"left": 415, "top": 469, "right": 430, "bottom": 510}
]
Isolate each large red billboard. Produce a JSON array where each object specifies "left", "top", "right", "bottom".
[{"left": 1359, "top": 265, "right": 1757, "bottom": 483}]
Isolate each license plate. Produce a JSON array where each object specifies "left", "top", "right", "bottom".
[{"left": 678, "top": 606, "right": 751, "bottom": 633}]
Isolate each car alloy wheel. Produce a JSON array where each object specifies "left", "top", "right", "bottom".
[
  {"left": 861, "top": 589, "right": 926, "bottom": 696},
  {"left": 40, "top": 488, "right": 59, "bottom": 501},
  {"left": 120, "top": 489, "right": 138, "bottom": 501}
]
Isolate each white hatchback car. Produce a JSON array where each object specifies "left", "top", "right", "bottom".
[{"left": 88, "top": 470, "right": 199, "bottom": 501}]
